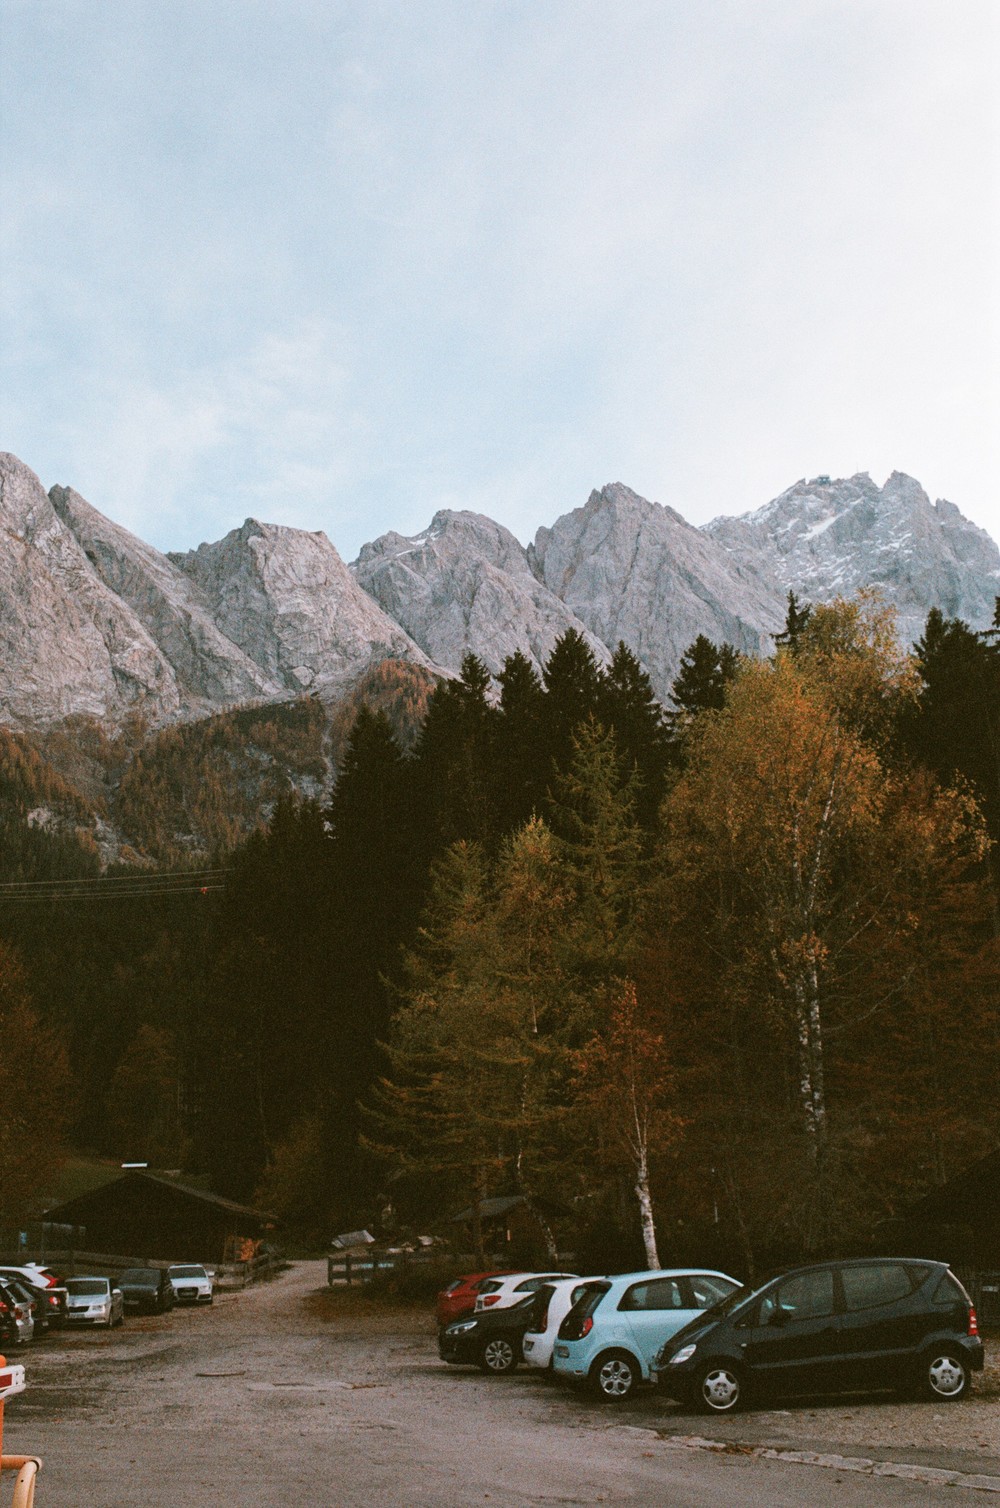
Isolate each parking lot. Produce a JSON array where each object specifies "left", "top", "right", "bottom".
[{"left": 2, "top": 1262, "right": 998, "bottom": 1506}]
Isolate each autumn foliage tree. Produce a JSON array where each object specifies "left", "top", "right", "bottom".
[
  {"left": 573, "top": 980, "right": 682, "bottom": 1268},
  {"left": 653, "top": 596, "right": 989, "bottom": 1257}
]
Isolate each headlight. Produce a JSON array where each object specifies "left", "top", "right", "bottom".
[
  {"left": 669, "top": 1344, "right": 697, "bottom": 1365},
  {"left": 447, "top": 1320, "right": 478, "bottom": 1334}
]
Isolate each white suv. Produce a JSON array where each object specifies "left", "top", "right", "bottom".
[
  {"left": 167, "top": 1264, "right": 214, "bottom": 1304},
  {"left": 473, "top": 1271, "right": 578, "bottom": 1313}
]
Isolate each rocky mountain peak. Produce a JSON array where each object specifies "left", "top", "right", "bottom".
[
  {"left": 529, "top": 481, "right": 785, "bottom": 700},
  {"left": 706, "top": 471, "right": 1000, "bottom": 644},
  {"left": 355, "top": 508, "right": 606, "bottom": 677},
  {"left": 170, "top": 517, "right": 433, "bottom": 694}
]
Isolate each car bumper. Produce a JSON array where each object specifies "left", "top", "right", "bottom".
[
  {"left": 438, "top": 1331, "right": 481, "bottom": 1365},
  {"left": 173, "top": 1287, "right": 213, "bottom": 1303}
]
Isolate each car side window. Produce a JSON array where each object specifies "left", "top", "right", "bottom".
[
  {"left": 769, "top": 1269, "right": 835, "bottom": 1321},
  {"left": 687, "top": 1276, "right": 738, "bottom": 1309},
  {"left": 619, "top": 1278, "right": 685, "bottom": 1311},
  {"left": 841, "top": 1264, "right": 914, "bottom": 1312}
]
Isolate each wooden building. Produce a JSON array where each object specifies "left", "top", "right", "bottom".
[{"left": 43, "top": 1170, "right": 277, "bottom": 1264}]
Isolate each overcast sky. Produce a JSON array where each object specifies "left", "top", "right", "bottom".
[{"left": 2, "top": 0, "right": 997, "bottom": 559}]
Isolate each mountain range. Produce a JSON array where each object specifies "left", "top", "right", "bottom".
[{"left": 1, "top": 452, "right": 997, "bottom": 730}]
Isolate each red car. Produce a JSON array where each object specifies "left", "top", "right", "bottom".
[{"left": 436, "top": 1271, "right": 515, "bottom": 1328}]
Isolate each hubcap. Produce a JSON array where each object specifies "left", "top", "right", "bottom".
[
  {"left": 599, "top": 1359, "right": 633, "bottom": 1397},
  {"left": 702, "top": 1368, "right": 740, "bottom": 1410},
  {"left": 484, "top": 1340, "right": 513, "bottom": 1370},
  {"left": 928, "top": 1356, "right": 965, "bottom": 1396}
]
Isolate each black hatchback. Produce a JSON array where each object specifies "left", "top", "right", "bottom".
[
  {"left": 439, "top": 1291, "right": 543, "bottom": 1374},
  {"left": 654, "top": 1258, "right": 983, "bottom": 1413}
]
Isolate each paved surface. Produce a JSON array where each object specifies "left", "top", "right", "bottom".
[{"left": 2, "top": 1262, "right": 997, "bottom": 1506}]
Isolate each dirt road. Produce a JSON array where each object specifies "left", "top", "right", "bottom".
[{"left": 3, "top": 1262, "right": 997, "bottom": 1506}]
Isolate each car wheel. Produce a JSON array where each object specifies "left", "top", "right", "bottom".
[
  {"left": 591, "top": 1350, "right": 638, "bottom": 1402},
  {"left": 478, "top": 1338, "right": 518, "bottom": 1374},
  {"left": 922, "top": 1349, "right": 970, "bottom": 1402},
  {"left": 693, "top": 1362, "right": 744, "bottom": 1413}
]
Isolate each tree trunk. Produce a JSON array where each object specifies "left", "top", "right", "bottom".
[
  {"left": 635, "top": 1144, "right": 660, "bottom": 1269},
  {"left": 795, "top": 965, "right": 829, "bottom": 1250}
]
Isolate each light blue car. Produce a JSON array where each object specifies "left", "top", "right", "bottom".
[{"left": 551, "top": 1268, "right": 742, "bottom": 1400}]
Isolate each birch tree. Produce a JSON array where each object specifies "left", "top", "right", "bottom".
[
  {"left": 658, "top": 597, "right": 986, "bottom": 1248},
  {"left": 573, "top": 980, "right": 682, "bottom": 1268}
]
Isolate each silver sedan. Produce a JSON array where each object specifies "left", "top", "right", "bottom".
[{"left": 63, "top": 1276, "right": 125, "bottom": 1328}]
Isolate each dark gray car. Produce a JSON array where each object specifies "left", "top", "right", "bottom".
[{"left": 655, "top": 1257, "right": 984, "bottom": 1413}]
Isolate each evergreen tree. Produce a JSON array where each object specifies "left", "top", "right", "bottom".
[
  {"left": 495, "top": 650, "right": 547, "bottom": 830},
  {"left": 540, "top": 630, "right": 604, "bottom": 771},
  {"left": 411, "top": 654, "right": 500, "bottom": 851},
  {"left": 597, "top": 643, "right": 671, "bottom": 826},
  {"left": 774, "top": 590, "right": 812, "bottom": 650}
]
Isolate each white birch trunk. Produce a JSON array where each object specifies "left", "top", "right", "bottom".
[{"left": 635, "top": 1144, "right": 660, "bottom": 1270}]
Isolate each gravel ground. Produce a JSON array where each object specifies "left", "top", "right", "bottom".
[{"left": 0, "top": 1262, "right": 995, "bottom": 1507}]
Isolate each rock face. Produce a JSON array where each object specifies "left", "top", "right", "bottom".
[
  {"left": 530, "top": 483, "right": 786, "bottom": 698},
  {"left": 170, "top": 519, "right": 435, "bottom": 695},
  {"left": 51, "top": 485, "right": 283, "bottom": 711},
  {"left": 706, "top": 472, "right": 1000, "bottom": 647},
  {"left": 354, "top": 509, "right": 607, "bottom": 677},
  {"left": 0, "top": 454, "right": 184, "bottom": 725},
  {"left": 2, "top": 452, "right": 997, "bottom": 730}
]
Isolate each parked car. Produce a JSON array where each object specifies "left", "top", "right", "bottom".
[
  {"left": 167, "top": 1264, "right": 214, "bottom": 1304},
  {"left": 436, "top": 1271, "right": 516, "bottom": 1328},
  {"left": 0, "top": 1278, "right": 33, "bottom": 1347},
  {"left": 0, "top": 1263, "right": 60, "bottom": 1290},
  {"left": 439, "top": 1292, "right": 543, "bottom": 1373},
  {"left": 522, "top": 1278, "right": 600, "bottom": 1370},
  {"left": 118, "top": 1267, "right": 175, "bottom": 1314},
  {"left": 474, "top": 1271, "right": 579, "bottom": 1313},
  {"left": 0, "top": 1269, "right": 67, "bottom": 1333},
  {"left": 63, "top": 1276, "right": 124, "bottom": 1328},
  {"left": 654, "top": 1257, "right": 984, "bottom": 1414},
  {"left": 553, "top": 1269, "right": 742, "bottom": 1400}
]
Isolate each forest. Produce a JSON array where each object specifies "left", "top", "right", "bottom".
[{"left": 0, "top": 591, "right": 998, "bottom": 1276}]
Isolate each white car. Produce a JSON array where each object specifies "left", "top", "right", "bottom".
[
  {"left": 64, "top": 1276, "right": 124, "bottom": 1328},
  {"left": 473, "top": 1271, "right": 578, "bottom": 1313},
  {"left": 0, "top": 1278, "right": 35, "bottom": 1346},
  {"left": 521, "top": 1277, "right": 598, "bottom": 1369},
  {"left": 167, "top": 1264, "right": 214, "bottom": 1304}
]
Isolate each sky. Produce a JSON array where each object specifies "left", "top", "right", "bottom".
[{"left": 1, "top": 0, "right": 998, "bottom": 561}]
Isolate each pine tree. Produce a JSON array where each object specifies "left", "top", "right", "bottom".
[
  {"left": 598, "top": 643, "right": 671, "bottom": 826},
  {"left": 540, "top": 630, "right": 604, "bottom": 772},
  {"left": 774, "top": 590, "right": 812, "bottom": 650}
]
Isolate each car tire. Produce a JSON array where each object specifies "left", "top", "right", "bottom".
[
  {"left": 478, "top": 1338, "right": 518, "bottom": 1374},
  {"left": 590, "top": 1350, "right": 639, "bottom": 1402},
  {"left": 693, "top": 1361, "right": 745, "bottom": 1414},
  {"left": 921, "top": 1349, "right": 970, "bottom": 1402}
]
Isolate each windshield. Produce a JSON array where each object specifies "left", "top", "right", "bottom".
[
  {"left": 65, "top": 1279, "right": 108, "bottom": 1296},
  {"left": 120, "top": 1270, "right": 158, "bottom": 1284},
  {"left": 701, "top": 1282, "right": 751, "bottom": 1320},
  {"left": 169, "top": 1266, "right": 206, "bottom": 1278}
]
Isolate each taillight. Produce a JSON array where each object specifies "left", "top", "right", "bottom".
[
  {"left": 482, "top": 1295, "right": 500, "bottom": 1307},
  {"left": 969, "top": 1306, "right": 979, "bottom": 1337},
  {"left": 0, "top": 1301, "right": 9, "bottom": 1314},
  {"left": 581, "top": 1316, "right": 593, "bottom": 1336}
]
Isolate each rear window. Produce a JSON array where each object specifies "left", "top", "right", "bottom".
[
  {"left": 841, "top": 1264, "right": 915, "bottom": 1312},
  {"left": 934, "top": 1272, "right": 969, "bottom": 1305},
  {"left": 477, "top": 1280, "right": 502, "bottom": 1295},
  {"left": 619, "top": 1277, "right": 686, "bottom": 1312},
  {"left": 571, "top": 1282, "right": 611, "bottom": 1322}
]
